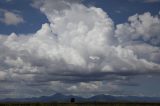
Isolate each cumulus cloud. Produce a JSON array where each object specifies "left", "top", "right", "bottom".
[
  {"left": 115, "top": 12, "right": 160, "bottom": 46},
  {"left": 0, "top": 9, "right": 24, "bottom": 25},
  {"left": 0, "top": 0, "right": 160, "bottom": 98}
]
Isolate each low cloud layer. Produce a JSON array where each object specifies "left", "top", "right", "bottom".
[{"left": 0, "top": 0, "right": 160, "bottom": 98}]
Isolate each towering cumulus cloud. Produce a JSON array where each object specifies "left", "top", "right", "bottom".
[{"left": 0, "top": 0, "right": 160, "bottom": 98}]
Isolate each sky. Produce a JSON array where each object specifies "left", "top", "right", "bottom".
[{"left": 0, "top": 0, "right": 160, "bottom": 99}]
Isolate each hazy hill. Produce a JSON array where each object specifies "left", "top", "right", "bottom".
[{"left": 0, "top": 93, "right": 160, "bottom": 103}]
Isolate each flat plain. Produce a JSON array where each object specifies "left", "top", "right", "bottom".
[{"left": 0, "top": 103, "right": 160, "bottom": 106}]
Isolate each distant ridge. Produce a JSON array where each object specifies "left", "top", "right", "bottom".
[{"left": 0, "top": 93, "right": 160, "bottom": 103}]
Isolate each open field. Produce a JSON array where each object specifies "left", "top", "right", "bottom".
[{"left": 0, "top": 103, "right": 160, "bottom": 106}]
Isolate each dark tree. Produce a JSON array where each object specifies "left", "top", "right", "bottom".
[{"left": 70, "top": 98, "right": 75, "bottom": 103}]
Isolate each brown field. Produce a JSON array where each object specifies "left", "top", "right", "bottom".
[{"left": 0, "top": 103, "right": 160, "bottom": 106}]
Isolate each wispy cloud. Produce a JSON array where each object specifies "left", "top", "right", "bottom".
[
  {"left": 129, "top": 0, "right": 160, "bottom": 3},
  {"left": 143, "top": 0, "right": 160, "bottom": 3}
]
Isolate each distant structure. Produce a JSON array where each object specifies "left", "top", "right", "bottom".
[{"left": 70, "top": 98, "right": 75, "bottom": 103}]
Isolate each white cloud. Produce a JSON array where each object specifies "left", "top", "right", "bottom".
[
  {"left": 115, "top": 12, "right": 160, "bottom": 46},
  {"left": 0, "top": 71, "right": 7, "bottom": 80},
  {"left": 0, "top": 9, "right": 24, "bottom": 25},
  {"left": 67, "top": 81, "right": 119, "bottom": 97},
  {"left": 0, "top": 0, "right": 160, "bottom": 98}
]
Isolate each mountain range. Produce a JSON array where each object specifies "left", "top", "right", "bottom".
[{"left": 0, "top": 93, "right": 160, "bottom": 103}]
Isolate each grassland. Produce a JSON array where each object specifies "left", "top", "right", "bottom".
[{"left": 0, "top": 103, "right": 160, "bottom": 106}]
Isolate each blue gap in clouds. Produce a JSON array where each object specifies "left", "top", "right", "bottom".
[
  {"left": 82, "top": 0, "right": 160, "bottom": 24},
  {"left": 0, "top": 0, "right": 48, "bottom": 35}
]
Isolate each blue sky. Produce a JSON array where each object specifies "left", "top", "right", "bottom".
[
  {"left": 0, "top": 0, "right": 48, "bottom": 34},
  {"left": 0, "top": 0, "right": 160, "bottom": 99},
  {"left": 0, "top": 0, "right": 160, "bottom": 34},
  {"left": 83, "top": 0, "right": 160, "bottom": 23}
]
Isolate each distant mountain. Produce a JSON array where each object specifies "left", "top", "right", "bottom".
[
  {"left": 0, "top": 93, "right": 85, "bottom": 103},
  {"left": 0, "top": 93, "right": 160, "bottom": 103},
  {"left": 88, "top": 94, "right": 119, "bottom": 102}
]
